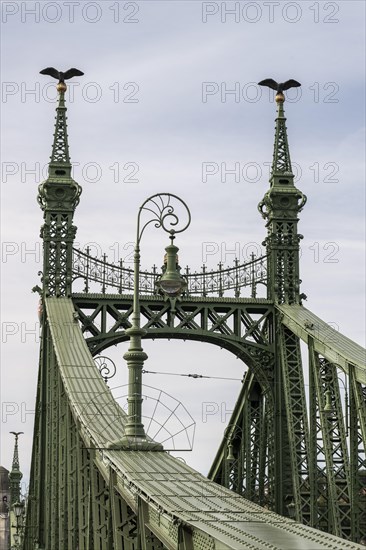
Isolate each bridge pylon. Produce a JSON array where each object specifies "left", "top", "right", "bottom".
[
  {"left": 23, "top": 73, "right": 366, "bottom": 549},
  {"left": 37, "top": 76, "right": 82, "bottom": 298}
]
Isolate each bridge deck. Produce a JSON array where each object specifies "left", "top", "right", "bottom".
[
  {"left": 278, "top": 304, "right": 366, "bottom": 384},
  {"left": 46, "top": 297, "right": 363, "bottom": 549}
]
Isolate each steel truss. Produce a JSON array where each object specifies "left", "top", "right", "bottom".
[
  {"left": 72, "top": 293, "right": 275, "bottom": 383},
  {"left": 24, "top": 322, "right": 176, "bottom": 550},
  {"left": 210, "top": 329, "right": 366, "bottom": 543},
  {"left": 24, "top": 76, "right": 366, "bottom": 549}
]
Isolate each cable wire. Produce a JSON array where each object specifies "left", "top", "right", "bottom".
[{"left": 141, "top": 369, "right": 243, "bottom": 381}]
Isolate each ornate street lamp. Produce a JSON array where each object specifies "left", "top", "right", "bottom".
[
  {"left": 156, "top": 235, "right": 187, "bottom": 297},
  {"left": 323, "top": 389, "right": 333, "bottom": 414},
  {"left": 286, "top": 499, "right": 296, "bottom": 519},
  {"left": 226, "top": 440, "right": 235, "bottom": 462},
  {"left": 12, "top": 501, "right": 24, "bottom": 519},
  {"left": 11, "top": 500, "right": 25, "bottom": 549},
  {"left": 108, "top": 193, "right": 191, "bottom": 450}
]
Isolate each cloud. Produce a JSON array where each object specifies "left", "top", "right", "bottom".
[{"left": 1, "top": 0, "right": 365, "bottom": 492}]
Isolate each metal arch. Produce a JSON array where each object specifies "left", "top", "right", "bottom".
[
  {"left": 28, "top": 72, "right": 366, "bottom": 548},
  {"left": 72, "top": 293, "right": 275, "bottom": 390},
  {"left": 23, "top": 297, "right": 363, "bottom": 550}
]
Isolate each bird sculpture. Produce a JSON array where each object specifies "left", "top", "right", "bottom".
[
  {"left": 40, "top": 67, "right": 84, "bottom": 83},
  {"left": 258, "top": 79, "right": 301, "bottom": 93},
  {"left": 258, "top": 79, "right": 301, "bottom": 102}
]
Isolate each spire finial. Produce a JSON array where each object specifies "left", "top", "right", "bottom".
[
  {"left": 257, "top": 78, "right": 307, "bottom": 305},
  {"left": 10, "top": 432, "right": 23, "bottom": 471},
  {"left": 258, "top": 78, "right": 301, "bottom": 180},
  {"left": 37, "top": 69, "right": 83, "bottom": 297},
  {"left": 9, "top": 432, "right": 23, "bottom": 504},
  {"left": 40, "top": 67, "right": 84, "bottom": 174}
]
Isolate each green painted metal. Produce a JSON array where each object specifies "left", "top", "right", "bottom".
[
  {"left": 308, "top": 346, "right": 352, "bottom": 539},
  {"left": 349, "top": 365, "right": 366, "bottom": 543},
  {"left": 108, "top": 194, "right": 190, "bottom": 451},
  {"left": 23, "top": 79, "right": 366, "bottom": 548},
  {"left": 278, "top": 324, "right": 310, "bottom": 524},
  {"left": 278, "top": 304, "right": 366, "bottom": 384},
  {"left": 258, "top": 95, "right": 306, "bottom": 305},
  {"left": 72, "top": 245, "right": 267, "bottom": 298},
  {"left": 23, "top": 296, "right": 364, "bottom": 549},
  {"left": 209, "top": 372, "right": 270, "bottom": 508},
  {"left": 37, "top": 86, "right": 81, "bottom": 298}
]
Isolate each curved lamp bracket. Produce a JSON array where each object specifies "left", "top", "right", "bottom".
[{"left": 137, "top": 193, "right": 191, "bottom": 245}]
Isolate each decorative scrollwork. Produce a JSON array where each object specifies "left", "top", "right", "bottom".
[
  {"left": 72, "top": 247, "right": 268, "bottom": 298},
  {"left": 258, "top": 192, "right": 272, "bottom": 220},
  {"left": 297, "top": 192, "right": 307, "bottom": 212},
  {"left": 137, "top": 193, "right": 191, "bottom": 243},
  {"left": 94, "top": 356, "right": 117, "bottom": 384}
]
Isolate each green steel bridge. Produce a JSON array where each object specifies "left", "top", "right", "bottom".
[{"left": 15, "top": 74, "right": 366, "bottom": 549}]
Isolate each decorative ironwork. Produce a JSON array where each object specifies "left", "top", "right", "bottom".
[
  {"left": 38, "top": 75, "right": 82, "bottom": 297},
  {"left": 81, "top": 384, "right": 196, "bottom": 451},
  {"left": 107, "top": 193, "right": 192, "bottom": 450},
  {"left": 136, "top": 193, "right": 191, "bottom": 243},
  {"left": 25, "top": 69, "right": 366, "bottom": 548},
  {"left": 94, "top": 356, "right": 117, "bottom": 384},
  {"left": 258, "top": 89, "right": 307, "bottom": 305},
  {"left": 72, "top": 246, "right": 267, "bottom": 297}
]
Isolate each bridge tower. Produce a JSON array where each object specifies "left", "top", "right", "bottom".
[
  {"left": 209, "top": 86, "right": 365, "bottom": 543},
  {"left": 37, "top": 80, "right": 82, "bottom": 298},
  {"left": 22, "top": 72, "right": 366, "bottom": 549},
  {"left": 26, "top": 77, "right": 83, "bottom": 549},
  {"left": 258, "top": 91, "right": 311, "bottom": 520},
  {"left": 258, "top": 91, "right": 307, "bottom": 305}
]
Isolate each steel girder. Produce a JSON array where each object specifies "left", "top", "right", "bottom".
[
  {"left": 72, "top": 293, "right": 275, "bottom": 388},
  {"left": 23, "top": 323, "right": 172, "bottom": 550},
  {"left": 24, "top": 297, "right": 366, "bottom": 549},
  {"left": 208, "top": 320, "right": 311, "bottom": 521},
  {"left": 231, "top": 379, "right": 267, "bottom": 506},
  {"left": 72, "top": 292, "right": 366, "bottom": 543},
  {"left": 278, "top": 324, "right": 310, "bottom": 523},
  {"left": 308, "top": 339, "right": 353, "bottom": 540},
  {"left": 349, "top": 366, "right": 366, "bottom": 543},
  {"left": 209, "top": 323, "right": 366, "bottom": 545},
  {"left": 209, "top": 376, "right": 272, "bottom": 511}
]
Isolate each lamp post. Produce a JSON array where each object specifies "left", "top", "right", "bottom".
[
  {"left": 11, "top": 500, "right": 24, "bottom": 549},
  {"left": 108, "top": 193, "right": 191, "bottom": 450}
]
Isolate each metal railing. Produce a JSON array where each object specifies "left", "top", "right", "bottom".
[{"left": 72, "top": 247, "right": 267, "bottom": 298}]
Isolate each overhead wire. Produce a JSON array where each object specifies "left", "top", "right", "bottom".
[{"left": 141, "top": 369, "right": 243, "bottom": 381}]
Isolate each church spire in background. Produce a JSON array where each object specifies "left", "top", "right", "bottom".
[{"left": 9, "top": 432, "right": 23, "bottom": 504}]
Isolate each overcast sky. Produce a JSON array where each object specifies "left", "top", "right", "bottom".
[{"left": 1, "top": 0, "right": 365, "bottom": 493}]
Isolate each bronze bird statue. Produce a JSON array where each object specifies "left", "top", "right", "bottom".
[
  {"left": 40, "top": 67, "right": 84, "bottom": 92},
  {"left": 40, "top": 67, "right": 84, "bottom": 83},
  {"left": 258, "top": 79, "right": 301, "bottom": 93}
]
